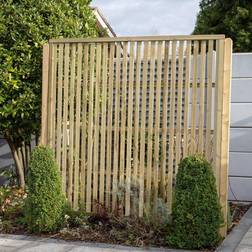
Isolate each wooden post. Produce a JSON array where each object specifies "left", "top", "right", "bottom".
[
  {"left": 40, "top": 44, "right": 50, "bottom": 145},
  {"left": 219, "top": 38, "right": 232, "bottom": 236}
]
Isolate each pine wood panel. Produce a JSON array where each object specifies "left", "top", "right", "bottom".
[{"left": 42, "top": 36, "right": 231, "bottom": 236}]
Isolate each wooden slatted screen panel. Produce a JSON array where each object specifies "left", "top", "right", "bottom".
[{"left": 41, "top": 35, "right": 232, "bottom": 235}]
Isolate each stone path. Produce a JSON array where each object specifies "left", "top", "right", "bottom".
[
  {"left": 235, "top": 225, "right": 252, "bottom": 252},
  {"left": 0, "top": 234, "right": 192, "bottom": 252},
  {"left": 217, "top": 207, "right": 252, "bottom": 252},
  {"left": 5, "top": 211, "right": 252, "bottom": 252}
]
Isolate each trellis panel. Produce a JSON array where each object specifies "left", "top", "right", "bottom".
[{"left": 41, "top": 35, "right": 232, "bottom": 236}]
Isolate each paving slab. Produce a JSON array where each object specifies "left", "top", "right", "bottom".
[
  {"left": 0, "top": 234, "right": 194, "bottom": 252},
  {"left": 235, "top": 226, "right": 252, "bottom": 252},
  {"left": 217, "top": 206, "right": 252, "bottom": 252}
]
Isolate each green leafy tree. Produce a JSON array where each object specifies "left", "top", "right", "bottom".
[
  {"left": 0, "top": 0, "right": 99, "bottom": 188},
  {"left": 24, "top": 146, "right": 66, "bottom": 232},
  {"left": 167, "top": 155, "right": 223, "bottom": 249},
  {"left": 193, "top": 0, "right": 252, "bottom": 52}
]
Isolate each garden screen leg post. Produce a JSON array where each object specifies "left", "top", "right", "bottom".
[{"left": 219, "top": 38, "right": 232, "bottom": 237}]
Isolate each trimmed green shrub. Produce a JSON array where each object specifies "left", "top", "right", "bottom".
[
  {"left": 167, "top": 155, "right": 223, "bottom": 249},
  {"left": 24, "top": 146, "right": 66, "bottom": 232}
]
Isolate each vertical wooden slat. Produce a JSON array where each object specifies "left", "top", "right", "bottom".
[
  {"left": 106, "top": 43, "right": 115, "bottom": 209},
  {"left": 62, "top": 44, "right": 70, "bottom": 195},
  {"left": 52, "top": 45, "right": 57, "bottom": 152},
  {"left": 99, "top": 43, "right": 108, "bottom": 205},
  {"left": 125, "top": 42, "right": 135, "bottom": 216},
  {"left": 153, "top": 41, "right": 163, "bottom": 210},
  {"left": 214, "top": 39, "right": 225, "bottom": 190},
  {"left": 139, "top": 41, "right": 149, "bottom": 217},
  {"left": 112, "top": 43, "right": 121, "bottom": 210},
  {"left": 93, "top": 44, "right": 102, "bottom": 209},
  {"left": 68, "top": 43, "right": 77, "bottom": 205},
  {"left": 133, "top": 42, "right": 142, "bottom": 180},
  {"left": 80, "top": 44, "right": 89, "bottom": 206},
  {"left": 146, "top": 41, "right": 156, "bottom": 211},
  {"left": 198, "top": 41, "right": 206, "bottom": 154},
  {"left": 132, "top": 42, "right": 141, "bottom": 216},
  {"left": 219, "top": 38, "right": 232, "bottom": 236},
  {"left": 183, "top": 41, "right": 192, "bottom": 157},
  {"left": 41, "top": 44, "right": 50, "bottom": 145},
  {"left": 205, "top": 40, "right": 214, "bottom": 160},
  {"left": 190, "top": 41, "right": 199, "bottom": 154},
  {"left": 119, "top": 42, "right": 128, "bottom": 185},
  {"left": 48, "top": 44, "right": 56, "bottom": 148},
  {"left": 86, "top": 43, "right": 95, "bottom": 212},
  {"left": 56, "top": 44, "right": 64, "bottom": 168},
  {"left": 73, "top": 43, "right": 83, "bottom": 209},
  {"left": 160, "top": 41, "right": 169, "bottom": 198},
  {"left": 167, "top": 41, "right": 177, "bottom": 213},
  {"left": 175, "top": 41, "right": 184, "bottom": 173}
]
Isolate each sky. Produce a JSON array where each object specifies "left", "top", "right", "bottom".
[{"left": 92, "top": 0, "right": 201, "bottom": 36}]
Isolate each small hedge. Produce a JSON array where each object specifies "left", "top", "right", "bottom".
[
  {"left": 24, "top": 146, "right": 65, "bottom": 232},
  {"left": 167, "top": 155, "right": 223, "bottom": 249}
]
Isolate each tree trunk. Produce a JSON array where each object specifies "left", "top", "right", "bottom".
[{"left": 6, "top": 138, "right": 25, "bottom": 189}]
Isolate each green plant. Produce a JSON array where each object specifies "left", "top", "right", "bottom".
[
  {"left": 193, "top": 0, "right": 252, "bottom": 52},
  {"left": 167, "top": 155, "right": 223, "bottom": 249},
  {"left": 0, "top": 0, "right": 99, "bottom": 188},
  {"left": 63, "top": 206, "right": 88, "bottom": 228},
  {"left": 24, "top": 146, "right": 66, "bottom": 232},
  {"left": 144, "top": 197, "right": 170, "bottom": 230},
  {"left": 0, "top": 186, "right": 26, "bottom": 220},
  {"left": 0, "top": 186, "right": 26, "bottom": 233}
]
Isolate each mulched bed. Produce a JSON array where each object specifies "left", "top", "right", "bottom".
[
  {"left": 0, "top": 190, "right": 251, "bottom": 249},
  {"left": 57, "top": 215, "right": 168, "bottom": 247},
  {"left": 228, "top": 202, "right": 252, "bottom": 233},
  {"left": 1, "top": 215, "right": 168, "bottom": 247}
]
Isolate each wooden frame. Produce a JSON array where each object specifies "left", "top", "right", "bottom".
[
  {"left": 49, "top": 34, "right": 225, "bottom": 43},
  {"left": 41, "top": 35, "right": 232, "bottom": 237}
]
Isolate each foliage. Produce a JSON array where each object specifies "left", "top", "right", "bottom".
[
  {"left": 193, "top": 0, "right": 252, "bottom": 52},
  {"left": 63, "top": 206, "right": 88, "bottom": 228},
  {"left": 60, "top": 200, "right": 169, "bottom": 247},
  {"left": 0, "top": 186, "right": 26, "bottom": 220},
  {"left": 24, "top": 146, "right": 66, "bottom": 233},
  {"left": 167, "top": 155, "right": 223, "bottom": 249},
  {"left": 59, "top": 212, "right": 168, "bottom": 247},
  {"left": 144, "top": 198, "right": 170, "bottom": 230},
  {"left": 0, "top": 186, "right": 26, "bottom": 233},
  {"left": 0, "top": 0, "right": 98, "bottom": 140},
  {"left": 0, "top": 0, "right": 99, "bottom": 187},
  {"left": 116, "top": 180, "right": 170, "bottom": 229}
]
